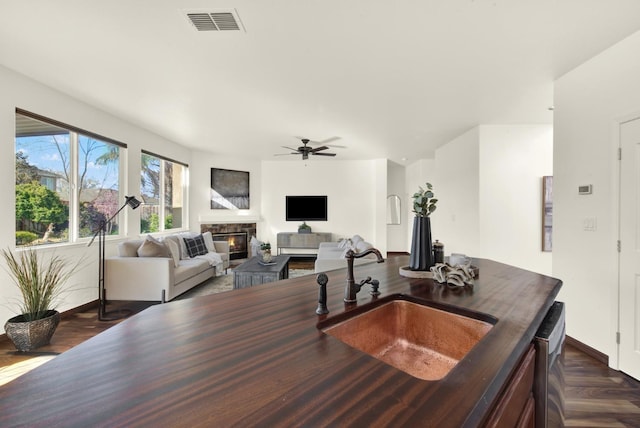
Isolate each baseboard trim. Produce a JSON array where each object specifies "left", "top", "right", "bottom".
[
  {"left": 566, "top": 335, "right": 608, "bottom": 365},
  {"left": 0, "top": 300, "right": 99, "bottom": 345},
  {"left": 387, "top": 251, "right": 409, "bottom": 256},
  {"left": 61, "top": 300, "right": 99, "bottom": 319}
]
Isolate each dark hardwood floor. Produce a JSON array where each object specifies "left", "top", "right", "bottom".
[
  {"left": 564, "top": 344, "right": 640, "bottom": 427},
  {"left": 1, "top": 256, "right": 639, "bottom": 426},
  {"left": 0, "top": 300, "right": 154, "bottom": 386}
]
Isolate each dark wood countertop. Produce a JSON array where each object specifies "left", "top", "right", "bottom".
[{"left": 0, "top": 256, "right": 561, "bottom": 427}]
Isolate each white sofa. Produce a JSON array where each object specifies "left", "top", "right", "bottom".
[
  {"left": 105, "top": 232, "right": 230, "bottom": 302},
  {"left": 314, "top": 235, "right": 380, "bottom": 273}
]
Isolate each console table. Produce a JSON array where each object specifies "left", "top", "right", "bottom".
[
  {"left": 277, "top": 232, "right": 332, "bottom": 256},
  {"left": 233, "top": 255, "right": 290, "bottom": 289}
]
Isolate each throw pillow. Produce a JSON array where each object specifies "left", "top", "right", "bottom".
[
  {"left": 163, "top": 238, "right": 180, "bottom": 268},
  {"left": 137, "top": 236, "right": 169, "bottom": 258},
  {"left": 177, "top": 232, "right": 198, "bottom": 259},
  {"left": 162, "top": 235, "right": 181, "bottom": 257},
  {"left": 146, "top": 234, "right": 162, "bottom": 244},
  {"left": 184, "top": 234, "right": 208, "bottom": 258},
  {"left": 118, "top": 240, "right": 141, "bottom": 257},
  {"left": 202, "top": 231, "right": 215, "bottom": 253}
]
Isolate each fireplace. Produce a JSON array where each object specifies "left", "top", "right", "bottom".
[
  {"left": 201, "top": 223, "right": 257, "bottom": 260},
  {"left": 212, "top": 232, "right": 247, "bottom": 260}
]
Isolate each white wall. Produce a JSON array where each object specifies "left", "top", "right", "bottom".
[
  {"left": 387, "top": 160, "right": 407, "bottom": 252},
  {"left": 190, "top": 156, "right": 388, "bottom": 255},
  {"left": 407, "top": 125, "right": 553, "bottom": 276},
  {"left": 260, "top": 160, "right": 386, "bottom": 253},
  {"left": 479, "top": 125, "right": 553, "bottom": 275},
  {"left": 373, "top": 159, "right": 388, "bottom": 254},
  {"left": 0, "top": 65, "right": 191, "bottom": 332},
  {"left": 554, "top": 30, "right": 640, "bottom": 358},
  {"left": 433, "top": 127, "right": 481, "bottom": 257},
  {"left": 0, "top": 61, "right": 393, "bottom": 333},
  {"left": 189, "top": 150, "right": 263, "bottom": 228}
]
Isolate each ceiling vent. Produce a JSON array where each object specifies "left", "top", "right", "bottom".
[{"left": 183, "top": 9, "right": 244, "bottom": 32}]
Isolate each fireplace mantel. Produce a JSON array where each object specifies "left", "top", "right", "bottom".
[{"left": 198, "top": 214, "right": 262, "bottom": 224}]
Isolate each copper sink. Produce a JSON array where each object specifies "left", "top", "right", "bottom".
[{"left": 320, "top": 297, "right": 495, "bottom": 380}]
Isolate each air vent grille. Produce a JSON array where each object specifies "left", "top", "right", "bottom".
[{"left": 185, "top": 10, "right": 243, "bottom": 32}]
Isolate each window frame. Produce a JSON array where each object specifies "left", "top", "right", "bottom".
[
  {"left": 140, "top": 150, "right": 188, "bottom": 234},
  {"left": 15, "top": 108, "right": 129, "bottom": 247}
]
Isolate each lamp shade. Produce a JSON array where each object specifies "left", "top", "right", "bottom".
[{"left": 125, "top": 196, "right": 141, "bottom": 210}]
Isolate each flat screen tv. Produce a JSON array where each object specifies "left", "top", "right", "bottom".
[{"left": 286, "top": 195, "right": 328, "bottom": 221}]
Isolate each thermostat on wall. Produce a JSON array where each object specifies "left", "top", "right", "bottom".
[{"left": 578, "top": 185, "right": 593, "bottom": 195}]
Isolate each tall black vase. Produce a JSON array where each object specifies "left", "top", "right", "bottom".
[{"left": 409, "top": 216, "right": 434, "bottom": 271}]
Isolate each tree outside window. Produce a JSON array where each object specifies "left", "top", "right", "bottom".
[
  {"left": 15, "top": 112, "right": 123, "bottom": 247},
  {"left": 140, "top": 153, "right": 186, "bottom": 233}
]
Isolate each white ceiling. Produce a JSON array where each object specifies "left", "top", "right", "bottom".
[{"left": 2, "top": 1, "right": 640, "bottom": 164}]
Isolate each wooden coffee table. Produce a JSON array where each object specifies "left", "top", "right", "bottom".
[{"left": 233, "top": 255, "right": 291, "bottom": 289}]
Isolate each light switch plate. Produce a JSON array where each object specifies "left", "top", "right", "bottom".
[
  {"left": 583, "top": 217, "right": 597, "bottom": 231},
  {"left": 578, "top": 185, "right": 592, "bottom": 195}
]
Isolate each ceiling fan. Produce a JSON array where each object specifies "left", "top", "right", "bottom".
[{"left": 276, "top": 137, "right": 341, "bottom": 160}]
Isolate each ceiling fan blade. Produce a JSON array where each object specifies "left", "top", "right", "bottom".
[
  {"left": 274, "top": 153, "right": 297, "bottom": 156},
  {"left": 293, "top": 136, "right": 341, "bottom": 146},
  {"left": 283, "top": 137, "right": 340, "bottom": 159},
  {"left": 316, "top": 136, "right": 341, "bottom": 145},
  {"left": 309, "top": 140, "right": 346, "bottom": 149}
]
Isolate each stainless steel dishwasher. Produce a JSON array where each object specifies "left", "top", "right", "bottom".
[{"left": 534, "top": 301, "right": 565, "bottom": 427}]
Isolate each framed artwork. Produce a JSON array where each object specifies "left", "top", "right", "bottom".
[
  {"left": 210, "top": 168, "right": 250, "bottom": 209},
  {"left": 542, "top": 176, "right": 553, "bottom": 252}
]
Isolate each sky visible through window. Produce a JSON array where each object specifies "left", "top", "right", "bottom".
[{"left": 16, "top": 134, "right": 119, "bottom": 192}]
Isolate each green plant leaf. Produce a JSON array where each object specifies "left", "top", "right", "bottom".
[
  {"left": 2, "top": 248, "right": 84, "bottom": 320},
  {"left": 411, "top": 182, "right": 437, "bottom": 217}
]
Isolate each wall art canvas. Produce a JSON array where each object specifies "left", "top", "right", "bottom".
[
  {"left": 210, "top": 168, "right": 250, "bottom": 209},
  {"left": 542, "top": 176, "right": 553, "bottom": 252}
]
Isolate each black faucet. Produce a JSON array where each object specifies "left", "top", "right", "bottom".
[
  {"left": 316, "top": 273, "right": 329, "bottom": 315},
  {"left": 344, "top": 248, "right": 385, "bottom": 303}
]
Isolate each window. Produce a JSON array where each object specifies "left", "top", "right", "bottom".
[
  {"left": 15, "top": 110, "right": 125, "bottom": 247},
  {"left": 140, "top": 151, "right": 187, "bottom": 233}
]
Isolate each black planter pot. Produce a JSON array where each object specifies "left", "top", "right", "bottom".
[
  {"left": 409, "top": 216, "right": 434, "bottom": 271},
  {"left": 4, "top": 310, "right": 60, "bottom": 352}
]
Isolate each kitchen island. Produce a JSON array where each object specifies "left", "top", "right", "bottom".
[{"left": 0, "top": 256, "right": 561, "bottom": 427}]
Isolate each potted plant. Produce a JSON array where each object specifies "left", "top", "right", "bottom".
[
  {"left": 409, "top": 182, "right": 438, "bottom": 271},
  {"left": 298, "top": 222, "right": 312, "bottom": 234},
  {"left": 260, "top": 242, "right": 273, "bottom": 263},
  {"left": 2, "top": 248, "right": 80, "bottom": 351}
]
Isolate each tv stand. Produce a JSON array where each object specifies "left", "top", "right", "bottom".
[{"left": 277, "top": 232, "right": 332, "bottom": 256}]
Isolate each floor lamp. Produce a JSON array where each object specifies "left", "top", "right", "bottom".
[{"left": 88, "top": 195, "right": 141, "bottom": 321}]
